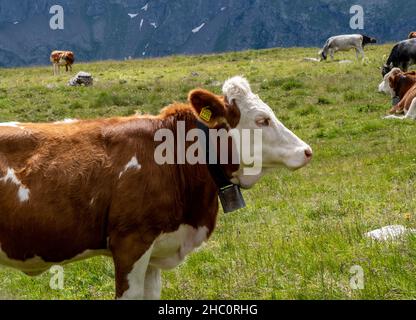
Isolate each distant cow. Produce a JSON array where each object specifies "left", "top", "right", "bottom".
[
  {"left": 382, "top": 39, "right": 416, "bottom": 77},
  {"left": 50, "top": 50, "right": 75, "bottom": 76},
  {"left": 408, "top": 32, "right": 416, "bottom": 39},
  {"left": 319, "top": 34, "right": 377, "bottom": 61},
  {"left": 0, "top": 77, "right": 312, "bottom": 299}
]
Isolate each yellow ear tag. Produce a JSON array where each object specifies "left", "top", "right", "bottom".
[{"left": 199, "top": 107, "right": 212, "bottom": 122}]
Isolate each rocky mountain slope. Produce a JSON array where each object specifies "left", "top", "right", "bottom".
[{"left": 0, "top": 0, "right": 414, "bottom": 67}]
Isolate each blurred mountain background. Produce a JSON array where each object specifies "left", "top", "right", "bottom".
[{"left": 0, "top": 0, "right": 414, "bottom": 67}]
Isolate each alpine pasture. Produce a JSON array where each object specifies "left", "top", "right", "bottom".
[{"left": 0, "top": 44, "right": 415, "bottom": 300}]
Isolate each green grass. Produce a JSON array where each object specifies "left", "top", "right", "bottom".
[{"left": 0, "top": 45, "right": 415, "bottom": 300}]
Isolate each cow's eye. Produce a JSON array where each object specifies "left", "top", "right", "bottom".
[{"left": 256, "top": 118, "right": 271, "bottom": 127}]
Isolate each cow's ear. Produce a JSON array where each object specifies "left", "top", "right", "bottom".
[{"left": 189, "top": 89, "right": 227, "bottom": 126}]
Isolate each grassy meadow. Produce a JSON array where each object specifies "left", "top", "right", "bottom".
[{"left": 0, "top": 44, "right": 415, "bottom": 300}]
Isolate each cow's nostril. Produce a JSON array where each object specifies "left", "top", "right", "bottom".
[{"left": 305, "top": 148, "right": 313, "bottom": 159}]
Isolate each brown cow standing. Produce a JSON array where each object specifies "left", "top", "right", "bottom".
[
  {"left": 0, "top": 77, "right": 312, "bottom": 299},
  {"left": 50, "top": 50, "right": 75, "bottom": 75}
]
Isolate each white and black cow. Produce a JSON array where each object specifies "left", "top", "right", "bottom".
[
  {"left": 319, "top": 34, "right": 377, "bottom": 61},
  {"left": 382, "top": 38, "right": 416, "bottom": 77}
]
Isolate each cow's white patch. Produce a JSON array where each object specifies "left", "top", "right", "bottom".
[
  {"left": 143, "top": 266, "right": 161, "bottom": 300},
  {"left": 119, "top": 156, "right": 142, "bottom": 178},
  {"left": 128, "top": 13, "right": 139, "bottom": 19},
  {"left": 150, "top": 225, "right": 209, "bottom": 270},
  {"left": 0, "top": 245, "right": 109, "bottom": 276},
  {"left": 18, "top": 186, "right": 30, "bottom": 202},
  {"left": 192, "top": 23, "right": 205, "bottom": 33},
  {"left": 0, "top": 168, "right": 30, "bottom": 203},
  {"left": 120, "top": 244, "right": 154, "bottom": 300},
  {"left": 0, "top": 122, "right": 22, "bottom": 128},
  {"left": 54, "top": 119, "right": 78, "bottom": 124},
  {"left": 365, "top": 225, "right": 416, "bottom": 241}
]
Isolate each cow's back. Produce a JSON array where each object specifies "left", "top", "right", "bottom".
[
  {"left": 329, "top": 34, "right": 362, "bottom": 49},
  {"left": 0, "top": 115, "right": 218, "bottom": 266}
]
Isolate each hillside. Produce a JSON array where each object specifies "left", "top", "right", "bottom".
[
  {"left": 0, "top": 45, "right": 415, "bottom": 299},
  {"left": 1, "top": 0, "right": 416, "bottom": 67}
]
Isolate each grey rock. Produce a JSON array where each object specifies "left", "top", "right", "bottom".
[{"left": 68, "top": 71, "right": 93, "bottom": 86}]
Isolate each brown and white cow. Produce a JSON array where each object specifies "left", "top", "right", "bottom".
[
  {"left": 383, "top": 71, "right": 416, "bottom": 119},
  {"left": 0, "top": 77, "right": 312, "bottom": 299},
  {"left": 50, "top": 50, "right": 75, "bottom": 76}
]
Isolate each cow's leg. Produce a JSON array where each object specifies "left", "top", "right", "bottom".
[
  {"left": 355, "top": 48, "right": 364, "bottom": 60},
  {"left": 111, "top": 234, "right": 154, "bottom": 300},
  {"left": 143, "top": 265, "right": 161, "bottom": 300},
  {"left": 329, "top": 49, "right": 334, "bottom": 60},
  {"left": 356, "top": 46, "right": 365, "bottom": 60},
  {"left": 53, "top": 63, "right": 57, "bottom": 76}
]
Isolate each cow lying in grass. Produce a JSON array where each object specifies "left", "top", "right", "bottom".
[
  {"left": 378, "top": 68, "right": 416, "bottom": 100},
  {"left": 319, "top": 34, "right": 376, "bottom": 61},
  {"left": 384, "top": 71, "right": 416, "bottom": 119},
  {"left": 0, "top": 77, "right": 312, "bottom": 299},
  {"left": 50, "top": 50, "right": 75, "bottom": 76}
]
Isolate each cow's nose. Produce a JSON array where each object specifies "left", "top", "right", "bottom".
[{"left": 304, "top": 148, "right": 313, "bottom": 159}]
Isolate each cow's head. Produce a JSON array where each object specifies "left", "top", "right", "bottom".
[
  {"left": 378, "top": 67, "right": 402, "bottom": 96},
  {"left": 318, "top": 49, "right": 327, "bottom": 61},
  {"left": 189, "top": 76, "right": 312, "bottom": 189},
  {"left": 362, "top": 35, "right": 377, "bottom": 46}
]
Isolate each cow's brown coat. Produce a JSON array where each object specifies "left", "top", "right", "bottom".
[{"left": 0, "top": 89, "right": 240, "bottom": 298}]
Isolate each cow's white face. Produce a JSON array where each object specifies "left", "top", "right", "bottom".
[
  {"left": 222, "top": 77, "right": 312, "bottom": 188},
  {"left": 378, "top": 68, "right": 401, "bottom": 96}
]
